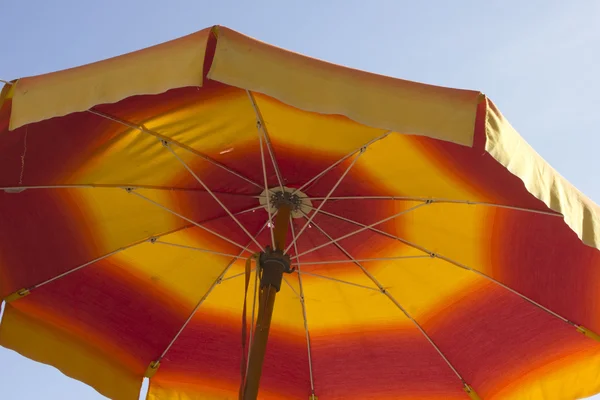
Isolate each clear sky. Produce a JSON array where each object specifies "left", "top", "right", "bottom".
[{"left": 0, "top": 1, "right": 598, "bottom": 399}]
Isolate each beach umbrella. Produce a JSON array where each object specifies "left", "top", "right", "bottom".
[{"left": 1, "top": 26, "right": 599, "bottom": 400}]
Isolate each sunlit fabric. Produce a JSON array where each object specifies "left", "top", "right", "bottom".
[{"left": 1, "top": 25, "right": 599, "bottom": 400}]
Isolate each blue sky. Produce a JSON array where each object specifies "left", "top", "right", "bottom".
[{"left": 0, "top": 1, "right": 598, "bottom": 399}]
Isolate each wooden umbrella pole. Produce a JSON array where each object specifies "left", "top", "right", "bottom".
[{"left": 243, "top": 204, "right": 292, "bottom": 400}]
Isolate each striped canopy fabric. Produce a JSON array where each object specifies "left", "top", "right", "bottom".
[{"left": 1, "top": 26, "right": 599, "bottom": 400}]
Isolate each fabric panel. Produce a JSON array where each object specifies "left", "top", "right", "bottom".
[{"left": 9, "top": 28, "right": 211, "bottom": 130}]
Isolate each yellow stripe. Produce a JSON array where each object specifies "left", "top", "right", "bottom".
[{"left": 10, "top": 28, "right": 212, "bottom": 130}]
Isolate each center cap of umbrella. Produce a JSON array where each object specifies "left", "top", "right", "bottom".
[{"left": 259, "top": 187, "right": 312, "bottom": 218}]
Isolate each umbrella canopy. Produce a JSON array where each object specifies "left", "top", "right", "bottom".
[{"left": 1, "top": 26, "right": 600, "bottom": 400}]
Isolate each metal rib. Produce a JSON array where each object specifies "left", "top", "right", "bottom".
[
  {"left": 157, "top": 222, "right": 268, "bottom": 362},
  {"left": 286, "top": 151, "right": 364, "bottom": 254},
  {"left": 1, "top": 184, "right": 258, "bottom": 195},
  {"left": 294, "top": 255, "right": 430, "bottom": 266},
  {"left": 309, "top": 196, "right": 562, "bottom": 217},
  {"left": 293, "top": 131, "right": 392, "bottom": 195},
  {"left": 298, "top": 271, "right": 380, "bottom": 292},
  {"left": 258, "top": 131, "right": 276, "bottom": 249},
  {"left": 247, "top": 90, "right": 285, "bottom": 192},
  {"left": 290, "top": 218, "right": 316, "bottom": 395},
  {"left": 163, "top": 143, "right": 263, "bottom": 250},
  {"left": 292, "top": 202, "right": 429, "bottom": 259},
  {"left": 129, "top": 190, "right": 250, "bottom": 251},
  {"left": 153, "top": 241, "right": 249, "bottom": 259},
  {"left": 25, "top": 223, "right": 195, "bottom": 291}
]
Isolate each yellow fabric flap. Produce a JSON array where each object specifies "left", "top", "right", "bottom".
[
  {"left": 0, "top": 81, "right": 15, "bottom": 110},
  {"left": 485, "top": 97, "right": 600, "bottom": 251},
  {"left": 207, "top": 26, "right": 481, "bottom": 146},
  {"left": 9, "top": 28, "right": 212, "bottom": 131}
]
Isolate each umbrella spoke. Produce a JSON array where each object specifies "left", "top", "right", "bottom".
[
  {"left": 309, "top": 196, "right": 562, "bottom": 217},
  {"left": 258, "top": 130, "right": 276, "bottom": 249},
  {"left": 289, "top": 217, "right": 316, "bottom": 396},
  {"left": 429, "top": 251, "right": 581, "bottom": 327},
  {"left": 297, "top": 270, "right": 380, "bottom": 292},
  {"left": 285, "top": 150, "right": 365, "bottom": 255},
  {"left": 303, "top": 205, "right": 432, "bottom": 253},
  {"left": 2, "top": 203, "right": 266, "bottom": 303},
  {"left": 234, "top": 204, "right": 266, "bottom": 215},
  {"left": 220, "top": 269, "right": 254, "bottom": 282},
  {"left": 88, "top": 109, "right": 264, "bottom": 191},
  {"left": 294, "top": 255, "right": 430, "bottom": 266},
  {"left": 208, "top": 201, "right": 272, "bottom": 283},
  {"left": 282, "top": 277, "right": 300, "bottom": 298},
  {"left": 293, "top": 131, "right": 392, "bottom": 195},
  {"left": 33, "top": 245, "right": 137, "bottom": 290},
  {"left": 304, "top": 218, "right": 381, "bottom": 291},
  {"left": 2, "top": 203, "right": 264, "bottom": 303},
  {"left": 147, "top": 144, "right": 263, "bottom": 250},
  {"left": 1, "top": 184, "right": 258, "bottom": 195},
  {"left": 129, "top": 189, "right": 256, "bottom": 251},
  {"left": 2, "top": 223, "right": 197, "bottom": 302},
  {"left": 291, "top": 202, "right": 429, "bottom": 259},
  {"left": 152, "top": 221, "right": 270, "bottom": 370},
  {"left": 247, "top": 91, "right": 285, "bottom": 192},
  {"left": 153, "top": 241, "right": 249, "bottom": 259},
  {"left": 381, "top": 288, "right": 480, "bottom": 397},
  {"left": 305, "top": 215, "right": 480, "bottom": 397}
]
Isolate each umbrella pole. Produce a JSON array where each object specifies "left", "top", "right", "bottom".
[{"left": 243, "top": 204, "right": 292, "bottom": 400}]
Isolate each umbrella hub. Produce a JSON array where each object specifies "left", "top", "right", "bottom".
[
  {"left": 271, "top": 190, "right": 302, "bottom": 211},
  {"left": 259, "top": 187, "right": 312, "bottom": 218}
]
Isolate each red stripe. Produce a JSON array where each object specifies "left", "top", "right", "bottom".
[
  {"left": 423, "top": 281, "right": 600, "bottom": 397},
  {"left": 154, "top": 309, "right": 310, "bottom": 398},
  {"left": 490, "top": 209, "right": 600, "bottom": 333},
  {"left": 310, "top": 325, "right": 465, "bottom": 399},
  {"left": 0, "top": 190, "right": 92, "bottom": 296},
  {"left": 11, "top": 258, "right": 193, "bottom": 372}
]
